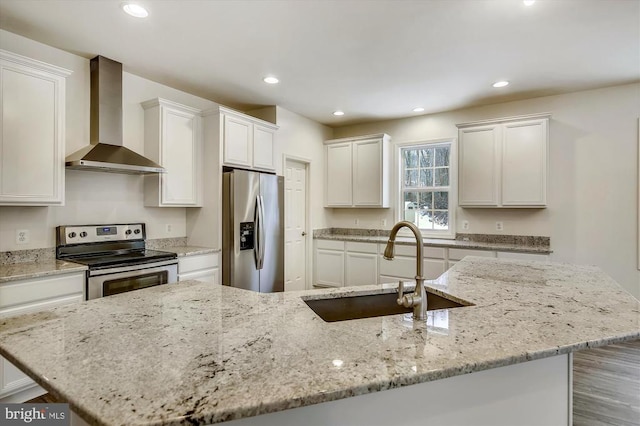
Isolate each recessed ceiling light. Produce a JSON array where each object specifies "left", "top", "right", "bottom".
[
  {"left": 122, "top": 3, "right": 148, "bottom": 18},
  {"left": 492, "top": 81, "right": 510, "bottom": 88},
  {"left": 412, "top": 107, "right": 425, "bottom": 113},
  {"left": 263, "top": 76, "right": 279, "bottom": 84},
  {"left": 523, "top": 0, "right": 535, "bottom": 5},
  {"left": 333, "top": 111, "right": 345, "bottom": 116}
]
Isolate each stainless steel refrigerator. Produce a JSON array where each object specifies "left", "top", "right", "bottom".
[{"left": 222, "top": 169, "right": 284, "bottom": 292}]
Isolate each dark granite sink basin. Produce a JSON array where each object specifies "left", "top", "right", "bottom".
[{"left": 304, "top": 290, "right": 471, "bottom": 322}]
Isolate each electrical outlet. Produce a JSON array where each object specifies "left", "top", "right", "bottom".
[
  {"left": 381, "top": 219, "right": 387, "bottom": 227},
  {"left": 495, "top": 221, "right": 504, "bottom": 231},
  {"left": 16, "top": 229, "right": 30, "bottom": 244},
  {"left": 462, "top": 220, "right": 469, "bottom": 230},
  {"left": 166, "top": 224, "right": 172, "bottom": 234},
  {"left": 355, "top": 219, "right": 360, "bottom": 226}
]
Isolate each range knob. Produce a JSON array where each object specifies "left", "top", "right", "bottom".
[
  {"left": 68, "top": 232, "right": 77, "bottom": 239},
  {"left": 79, "top": 231, "right": 88, "bottom": 238},
  {"left": 125, "top": 229, "right": 132, "bottom": 235},
  {"left": 133, "top": 229, "right": 141, "bottom": 235}
]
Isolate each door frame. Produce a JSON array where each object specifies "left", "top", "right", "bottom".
[{"left": 283, "top": 154, "right": 312, "bottom": 290}]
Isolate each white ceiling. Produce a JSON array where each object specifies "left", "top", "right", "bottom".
[{"left": 0, "top": 0, "right": 638, "bottom": 126}]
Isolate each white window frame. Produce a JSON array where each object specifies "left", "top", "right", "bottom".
[{"left": 395, "top": 138, "right": 457, "bottom": 239}]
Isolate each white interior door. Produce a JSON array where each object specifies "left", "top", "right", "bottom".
[{"left": 284, "top": 159, "right": 308, "bottom": 291}]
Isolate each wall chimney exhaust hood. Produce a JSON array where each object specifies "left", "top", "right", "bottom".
[{"left": 65, "top": 56, "right": 165, "bottom": 174}]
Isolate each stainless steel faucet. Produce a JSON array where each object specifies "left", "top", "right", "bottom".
[{"left": 383, "top": 221, "right": 428, "bottom": 320}]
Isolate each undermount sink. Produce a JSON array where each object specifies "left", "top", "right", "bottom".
[{"left": 304, "top": 290, "right": 471, "bottom": 322}]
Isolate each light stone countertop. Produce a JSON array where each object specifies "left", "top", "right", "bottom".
[
  {"left": 0, "top": 260, "right": 87, "bottom": 283},
  {"left": 157, "top": 246, "right": 220, "bottom": 257},
  {"left": 315, "top": 234, "right": 553, "bottom": 254},
  {"left": 0, "top": 257, "right": 638, "bottom": 426}
]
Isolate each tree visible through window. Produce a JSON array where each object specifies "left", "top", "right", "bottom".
[{"left": 401, "top": 143, "right": 451, "bottom": 232}]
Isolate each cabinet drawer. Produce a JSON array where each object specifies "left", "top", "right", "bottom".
[
  {"left": 0, "top": 273, "right": 84, "bottom": 314},
  {"left": 448, "top": 249, "right": 496, "bottom": 261},
  {"left": 179, "top": 268, "right": 218, "bottom": 283},
  {"left": 345, "top": 241, "right": 377, "bottom": 254},
  {"left": 379, "top": 244, "right": 444, "bottom": 259},
  {"left": 179, "top": 253, "right": 218, "bottom": 274},
  {"left": 315, "top": 239, "right": 345, "bottom": 251}
]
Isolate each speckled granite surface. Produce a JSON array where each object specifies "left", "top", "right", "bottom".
[
  {"left": 157, "top": 246, "right": 220, "bottom": 257},
  {"left": 0, "top": 248, "right": 56, "bottom": 264},
  {"left": 146, "top": 237, "right": 188, "bottom": 250},
  {"left": 0, "top": 260, "right": 87, "bottom": 283},
  {"left": 0, "top": 257, "right": 637, "bottom": 425},
  {"left": 314, "top": 228, "right": 552, "bottom": 254}
]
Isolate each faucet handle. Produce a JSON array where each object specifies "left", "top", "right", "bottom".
[{"left": 397, "top": 280, "right": 405, "bottom": 305}]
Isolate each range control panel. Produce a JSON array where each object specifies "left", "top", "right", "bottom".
[{"left": 58, "top": 223, "right": 145, "bottom": 245}]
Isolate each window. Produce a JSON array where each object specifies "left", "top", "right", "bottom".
[{"left": 399, "top": 140, "right": 456, "bottom": 238}]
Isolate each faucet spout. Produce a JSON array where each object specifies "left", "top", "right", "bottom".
[{"left": 384, "top": 221, "right": 427, "bottom": 320}]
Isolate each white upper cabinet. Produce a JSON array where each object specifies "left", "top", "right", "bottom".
[
  {"left": 142, "top": 98, "right": 202, "bottom": 207},
  {"left": 221, "top": 107, "right": 278, "bottom": 172},
  {"left": 0, "top": 50, "right": 71, "bottom": 206},
  {"left": 457, "top": 114, "right": 549, "bottom": 208},
  {"left": 324, "top": 133, "right": 391, "bottom": 208}
]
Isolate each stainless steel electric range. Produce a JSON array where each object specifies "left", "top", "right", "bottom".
[{"left": 56, "top": 223, "right": 178, "bottom": 300}]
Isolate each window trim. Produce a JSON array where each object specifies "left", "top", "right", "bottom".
[{"left": 395, "top": 138, "right": 458, "bottom": 240}]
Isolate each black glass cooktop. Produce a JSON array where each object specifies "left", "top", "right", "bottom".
[{"left": 65, "top": 249, "right": 176, "bottom": 269}]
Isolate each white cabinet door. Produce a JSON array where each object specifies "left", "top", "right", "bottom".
[
  {"left": 345, "top": 252, "right": 378, "bottom": 286},
  {"left": 325, "top": 143, "right": 353, "bottom": 207},
  {"left": 221, "top": 108, "right": 278, "bottom": 171},
  {"left": 223, "top": 114, "right": 252, "bottom": 167},
  {"left": 0, "top": 271, "right": 84, "bottom": 402},
  {"left": 324, "top": 134, "right": 390, "bottom": 208},
  {"left": 458, "top": 114, "right": 549, "bottom": 208},
  {"left": 353, "top": 138, "right": 384, "bottom": 207},
  {"left": 501, "top": 119, "right": 548, "bottom": 206},
  {"left": 458, "top": 125, "right": 500, "bottom": 207},
  {"left": 315, "top": 249, "right": 345, "bottom": 287},
  {"left": 143, "top": 99, "right": 202, "bottom": 207},
  {"left": 253, "top": 124, "right": 276, "bottom": 171},
  {"left": 0, "top": 50, "right": 71, "bottom": 206}
]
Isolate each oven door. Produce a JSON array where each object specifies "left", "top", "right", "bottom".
[{"left": 87, "top": 260, "right": 178, "bottom": 300}]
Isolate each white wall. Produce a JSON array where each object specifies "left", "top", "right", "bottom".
[
  {"left": 0, "top": 29, "right": 217, "bottom": 251},
  {"left": 332, "top": 84, "right": 640, "bottom": 298},
  {"left": 275, "top": 106, "right": 333, "bottom": 230}
]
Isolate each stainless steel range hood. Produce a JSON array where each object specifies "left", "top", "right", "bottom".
[{"left": 65, "top": 56, "right": 164, "bottom": 175}]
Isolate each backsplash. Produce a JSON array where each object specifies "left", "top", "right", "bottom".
[
  {"left": 314, "top": 228, "right": 550, "bottom": 248},
  {"left": 0, "top": 248, "right": 56, "bottom": 265},
  {"left": 146, "top": 237, "right": 188, "bottom": 250}
]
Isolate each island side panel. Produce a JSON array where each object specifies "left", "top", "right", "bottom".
[{"left": 222, "top": 355, "right": 571, "bottom": 426}]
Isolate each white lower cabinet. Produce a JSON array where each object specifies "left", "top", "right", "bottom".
[
  {"left": 0, "top": 271, "right": 84, "bottom": 402},
  {"left": 345, "top": 242, "right": 378, "bottom": 287},
  {"left": 314, "top": 240, "right": 345, "bottom": 288},
  {"left": 177, "top": 253, "right": 219, "bottom": 284}
]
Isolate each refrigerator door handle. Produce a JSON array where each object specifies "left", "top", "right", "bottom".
[
  {"left": 258, "top": 195, "right": 266, "bottom": 269},
  {"left": 254, "top": 195, "right": 261, "bottom": 269}
]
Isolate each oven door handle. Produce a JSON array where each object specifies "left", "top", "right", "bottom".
[{"left": 87, "top": 259, "right": 178, "bottom": 277}]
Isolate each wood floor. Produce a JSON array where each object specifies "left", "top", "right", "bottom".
[
  {"left": 26, "top": 341, "right": 640, "bottom": 425},
  {"left": 573, "top": 340, "right": 640, "bottom": 426}
]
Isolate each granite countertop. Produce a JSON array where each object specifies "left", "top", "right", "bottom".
[
  {"left": 315, "top": 234, "right": 553, "bottom": 254},
  {"left": 157, "top": 246, "right": 219, "bottom": 257},
  {"left": 0, "top": 260, "right": 87, "bottom": 283},
  {"left": 0, "top": 257, "right": 637, "bottom": 426}
]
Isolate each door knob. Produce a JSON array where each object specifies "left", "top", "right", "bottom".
[{"left": 301, "top": 232, "right": 307, "bottom": 236}]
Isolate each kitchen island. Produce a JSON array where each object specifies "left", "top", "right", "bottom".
[{"left": 0, "top": 257, "right": 638, "bottom": 425}]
